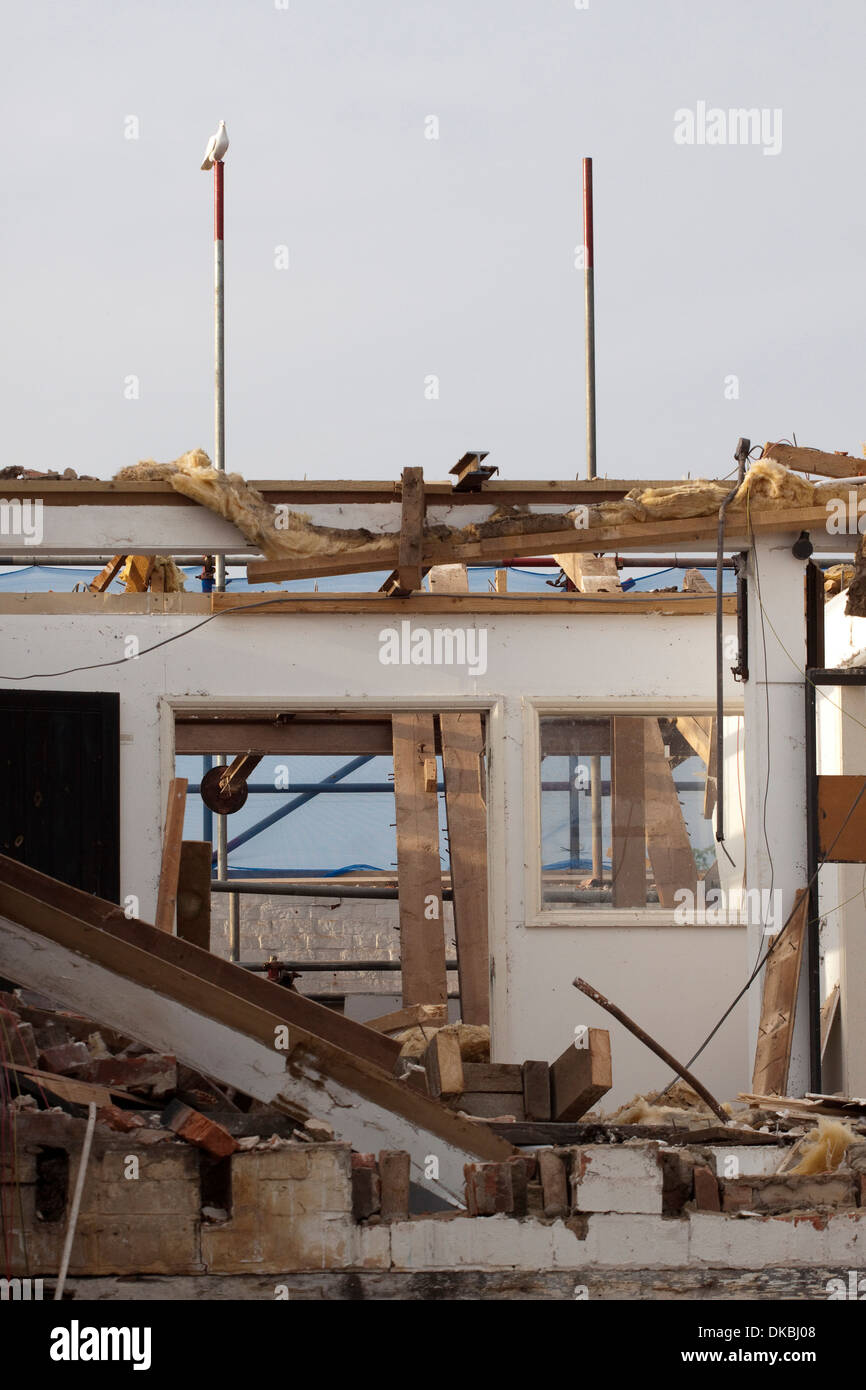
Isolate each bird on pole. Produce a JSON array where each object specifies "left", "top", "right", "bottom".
[{"left": 200, "top": 120, "right": 229, "bottom": 170}]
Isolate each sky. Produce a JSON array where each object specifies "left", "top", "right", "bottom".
[{"left": 3, "top": 1, "right": 865, "bottom": 485}]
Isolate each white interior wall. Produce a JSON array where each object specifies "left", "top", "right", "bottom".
[{"left": 0, "top": 605, "right": 748, "bottom": 1106}]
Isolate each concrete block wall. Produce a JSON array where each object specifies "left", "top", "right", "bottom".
[{"left": 210, "top": 893, "right": 458, "bottom": 999}]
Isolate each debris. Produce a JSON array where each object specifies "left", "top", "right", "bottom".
[
  {"left": 162, "top": 1101, "right": 239, "bottom": 1158},
  {"left": 787, "top": 1118, "right": 857, "bottom": 1175}
]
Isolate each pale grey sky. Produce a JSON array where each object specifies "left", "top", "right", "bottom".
[{"left": 3, "top": 1, "right": 864, "bottom": 483}]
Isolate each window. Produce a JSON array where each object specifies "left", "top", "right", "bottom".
[{"left": 538, "top": 712, "right": 744, "bottom": 917}]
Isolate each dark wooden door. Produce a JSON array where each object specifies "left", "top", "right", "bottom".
[{"left": 0, "top": 691, "right": 119, "bottom": 901}]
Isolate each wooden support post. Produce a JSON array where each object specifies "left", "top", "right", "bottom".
[
  {"left": 392, "top": 712, "right": 447, "bottom": 1006},
  {"left": 176, "top": 841, "right": 212, "bottom": 951},
  {"left": 154, "top": 778, "right": 188, "bottom": 934},
  {"left": 494, "top": 568, "right": 508, "bottom": 593},
  {"left": 440, "top": 712, "right": 490, "bottom": 1025},
  {"left": 554, "top": 553, "right": 622, "bottom": 594},
  {"left": 611, "top": 717, "right": 646, "bottom": 908},
  {"left": 550, "top": 1028, "right": 612, "bottom": 1120},
  {"left": 752, "top": 889, "right": 810, "bottom": 1095},
  {"left": 397, "top": 466, "right": 425, "bottom": 593},
  {"left": 643, "top": 718, "right": 697, "bottom": 908},
  {"left": 522, "top": 1060, "right": 552, "bottom": 1121}
]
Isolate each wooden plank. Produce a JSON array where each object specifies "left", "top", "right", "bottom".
[
  {"left": 549, "top": 1028, "right": 612, "bottom": 1120},
  {"left": 397, "top": 466, "right": 425, "bottom": 593},
  {"left": 555, "top": 553, "right": 622, "bottom": 593},
  {"left": 483, "top": 1121, "right": 790, "bottom": 1146},
  {"left": 494, "top": 568, "right": 508, "bottom": 593},
  {"left": 611, "top": 718, "right": 646, "bottom": 908},
  {"left": 751, "top": 888, "right": 810, "bottom": 1095},
  {"left": 365, "top": 1003, "right": 447, "bottom": 1034},
  {"left": 522, "top": 1060, "right": 552, "bottom": 1121},
  {"left": 461, "top": 1063, "right": 523, "bottom": 1093},
  {"left": 674, "top": 715, "right": 712, "bottom": 766},
  {"left": 451, "top": 1092, "right": 525, "bottom": 1120},
  {"left": 440, "top": 711, "right": 490, "bottom": 1025},
  {"left": 763, "top": 442, "right": 865, "bottom": 480},
  {"left": 123, "top": 555, "right": 156, "bottom": 592},
  {"left": 683, "top": 567, "right": 714, "bottom": 592},
  {"left": 427, "top": 564, "right": 469, "bottom": 593},
  {"left": 820, "top": 983, "right": 840, "bottom": 1060},
  {"left": 392, "top": 713, "right": 448, "bottom": 1006},
  {"left": 0, "top": 855, "right": 402, "bottom": 1073},
  {"left": 424, "top": 1030, "right": 465, "bottom": 1098},
  {"left": 176, "top": 841, "right": 212, "bottom": 951},
  {"left": 211, "top": 591, "right": 738, "bottom": 617},
  {"left": 643, "top": 718, "right": 697, "bottom": 909},
  {"left": 154, "top": 778, "right": 188, "bottom": 933},
  {"left": 175, "top": 719, "right": 394, "bottom": 756},
  {"left": 817, "top": 775, "right": 866, "bottom": 861},
  {"left": 88, "top": 555, "right": 125, "bottom": 594},
  {"left": 4, "top": 1063, "right": 117, "bottom": 1109}
]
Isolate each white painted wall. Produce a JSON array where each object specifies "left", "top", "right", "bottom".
[{"left": 0, "top": 603, "right": 749, "bottom": 1106}]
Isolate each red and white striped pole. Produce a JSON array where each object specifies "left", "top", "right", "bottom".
[
  {"left": 214, "top": 159, "right": 226, "bottom": 591},
  {"left": 582, "top": 156, "right": 596, "bottom": 481}
]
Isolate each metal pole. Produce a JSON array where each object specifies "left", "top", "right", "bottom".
[
  {"left": 583, "top": 156, "right": 596, "bottom": 481},
  {"left": 213, "top": 159, "right": 226, "bottom": 593}
]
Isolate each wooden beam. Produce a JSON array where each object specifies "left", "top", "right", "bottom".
[
  {"left": 154, "top": 778, "right": 188, "bottom": 933},
  {"left": 817, "top": 775, "right": 866, "bottom": 861},
  {"left": 365, "top": 1002, "right": 447, "bottom": 1034},
  {"left": 521, "top": 1060, "right": 552, "bottom": 1121},
  {"left": 643, "top": 718, "right": 698, "bottom": 909},
  {"left": 555, "top": 553, "right": 622, "bottom": 593},
  {"left": 820, "top": 983, "right": 840, "bottom": 1061},
  {"left": 424, "top": 1029, "right": 465, "bottom": 1098},
  {"left": 440, "top": 712, "right": 490, "bottom": 1025},
  {"left": 123, "top": 555, "right": 156, "bottom": 592},
  {"left": 683, "top": 567, "right": 714, "bottom": 593},
  {"left": 214, "top": 591, "right": 737, "bottom": 617},
  {"left": 751, "top": 888, "right": 810, "bottom": 1095},
  {"left": 397, "top": 466, "right": 425, "bottom": 593},
  {"left": 611, "top": 717, "right": 646, "bottom": 908},
  {"left": 392, "top": 713, "right": 448, "bottom": 1006},
  {"left": 494, "top": 568, "right": 508, "bottom": 593},
  {"left": 763, "top": 442, "right": 865, "bottom": 480},
  {"left": 427, "top": 564, "right": 469, "bottom": 593},
  {"left": 175, "top": 719, "right": 394, "bottom": 756},
  {"left": 88, "top": 555, "right": 125, "bottom": 593},
  {"left": 176, "top": 841, "right": 212, "bottom": 951},
  {"left": 549, "top": 1028, "right": 612, "bottom": 1120}
]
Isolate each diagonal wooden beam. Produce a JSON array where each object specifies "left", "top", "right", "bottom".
[
  {"left": 154, "top": 778, "right": 188, "bottom": 933},
  {"left": 643, "top": 718, "right": 697, "bottom": 909}
]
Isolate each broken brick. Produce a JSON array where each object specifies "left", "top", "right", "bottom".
[
  {"left": 162, "top": 1100, "right": 238, "bottom": 1158},
  {"left": 37, "top": 1040, "right": 91, "bottom": 1073},
  {"left": 97, "top": 1105, "right": 147, "bottom": 1134},
  {"left": 693, "top": 1163, "right": 721, "bottom": 1212},
  {"left": 464, "top": 1161, "right": 514, "bottom": 1216},
  {"left": 75, "top": 1054, "right": 177, "bottom": 1098},
  {"left": 379, "top": 1150, "right": 410, "bottom": 1221}
]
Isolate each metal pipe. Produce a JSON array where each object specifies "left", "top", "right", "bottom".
[
  {"left": 211, "top": 879, "right": 454, "bottom": 901},
  {"left": 201, "top": 754, "right": 213, "bottom": 844},
  {"left": 190, "top": 778, "right": 705, "bottom": 795},
  {"left": 54, "top": 1102, "right": 97, "bottom": 1301},
  {"left": 589, "top": 755, "right": 603, "bottom": 882},
  {"left": 583, "top": 156, "right": 596, "bottom": 480},
  {"left": 239, "top": 959, "right": 459, "bottom": 973},
  {"left": 214, "top": 158, "right": 226, "bottom": 594}
]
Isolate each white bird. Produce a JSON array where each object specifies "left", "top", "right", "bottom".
[{"left": 201, "top": 120, "right": 229, "bottom": 171}]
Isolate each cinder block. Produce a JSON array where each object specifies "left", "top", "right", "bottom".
[{"left": 572, "top": 1143, "right": 664, "bottom": 1214}]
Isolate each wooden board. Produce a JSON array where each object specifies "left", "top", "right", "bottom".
[
  {"left": 211, "top": 591, "right": 737, "bottom": 617},
  {"left": 0, "top": 855, "right": 402, "bottom": 1074},
  {"left": 554, "top": 553, "right": 622, "bottom": 593},
  {"left": 154, "top": 778, "right": 188, "bottom": 933},
  {"left": 751, "top": 888, "right": 809, "bottom": 1095},
  {"left": 817, "top": 775, "right": 866, "bottom": 862},
  {"left": 763, "top": 442, "right": 865, "bottom": 480},
  {"left": 461, "top": 1063, "right": 523, "bottom": 1093},
  {"left": 365, "top": 1003, "right": 447, "bottom": 1034},
  {"left": 175, "top": 719, "right": 394, "bottom": 756},
  {"left": 440, "top": 712, "right": 490, "bottom": 1025},
  {"left": 424, "top": 1030, "right": 465, "bottom": 1098},
  {"left": 176, "top": 841, "right": 212, "bottom": 951},
  {"left": 611, "top": 718, "right": 646, "bottom": 908},
  {"left": 392, "top": 713, "right": 448, "bottom": 1006},
  {"left": 397, "top": 467, "right": 425, "bottom": 593},
  {"left": 549, "top": 1028, "right": 612, "bottom": 1120},
  {"left": 820, "top": 983, "right": 841, "bottom": 1060},
  {"left": 522, "top": 1060, "right": 552, "bottom": 1121},
  {"left": 643, "top": 718, "right": 697, "bottom": 909}
]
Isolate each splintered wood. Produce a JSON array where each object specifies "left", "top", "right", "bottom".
[{"left": 751, "top": 888, "right": 810, "bottom": 1096}]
